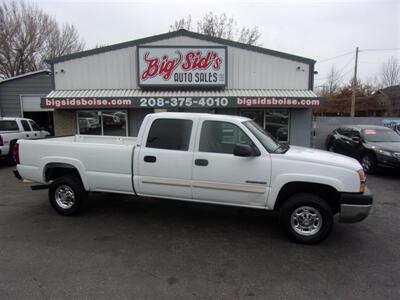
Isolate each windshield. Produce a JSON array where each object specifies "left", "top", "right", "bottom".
[
  {"left": 0, "top": 120, "right": 19, "bottom": 131},
  {"left": 243, "top": 120, "right": 282, "bottom": 152},
  {"left": 362, "top": 128, "right": 400, "bottom": 142}
]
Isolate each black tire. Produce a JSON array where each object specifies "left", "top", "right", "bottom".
[
  {"left": 6, "top": 141, "right": 16, "bottom": 165},
  {"left": 49, "top": 175, "right": 87, "bottom": 216},
  {"left": 326, "top": 138, "right": 335, "bottom": 152},
  {"left": 361, "top": 152, "right": 376, "bottom": 174},
  {"left": 280, "top": 193, "right": 334, "bottom": 244}
]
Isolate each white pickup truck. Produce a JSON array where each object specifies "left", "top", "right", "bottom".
[
  {"left": 0, "top": 117, "right": 50, "bottom": 164},
  {"left": 14, "top": 113, "right": 373, "bottom": 244}
]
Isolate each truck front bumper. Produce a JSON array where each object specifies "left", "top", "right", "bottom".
[{"left": 339, "top": 187, "right": 373, "bottom": 223}]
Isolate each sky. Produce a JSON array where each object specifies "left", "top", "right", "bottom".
[{"left": 22, "top": 0, "right": 400, "bottom": 88}]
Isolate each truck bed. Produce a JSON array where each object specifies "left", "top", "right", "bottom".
[{"left": 17, "top": 135, "right": 137, "bottom": 194}]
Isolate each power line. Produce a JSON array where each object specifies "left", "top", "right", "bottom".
[
  {"left": 361, "top": 48, "right": 400, "bottom": 52},
  {"left": 316, "top": 48, "right": 399, "bottom": 64},
  {"left": 316, "top": 51, "right": 354, "bottom": 63},
  {"left": 315, "top": 68, "right": 353, "bottom": 81}
]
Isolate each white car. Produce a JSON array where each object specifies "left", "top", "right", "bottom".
[
  {"left": 0, "top": 117, "right": 50, "bottom": 164},
  {"left": 14, "top": 113, "right": 373, "bottom": 244}
]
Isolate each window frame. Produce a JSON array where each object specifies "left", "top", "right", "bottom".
[{"left": 145, "top": 118, "right": 194, "bottom": 152}]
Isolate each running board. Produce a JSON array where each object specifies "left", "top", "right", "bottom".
[{"left": 30, "top": 184, "right": 49, "bottom": 191}]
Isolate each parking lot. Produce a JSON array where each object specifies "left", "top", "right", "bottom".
[{"left": 0, "top": 161, "right": 399, "bottom": 300}]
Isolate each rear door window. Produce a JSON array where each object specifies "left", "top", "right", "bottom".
[{"left": 146, "top": 119, "right": 193, "bottom": 151}]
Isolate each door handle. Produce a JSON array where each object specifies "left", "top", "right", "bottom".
[
  {"left": 195, "top": 159, "right": 208, "bottom": 166},
  {"left": 144, "top": 155, "right": 156, "bottom": 163},
  {"left": 26, "top": 134, "right": 29, "bottom": 137}
]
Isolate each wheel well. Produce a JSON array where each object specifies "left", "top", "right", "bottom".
[
  {"left": 44, "top": 163, "right": 82, "bottom": 184},
  {"left": 361, "top": 150, "right": 376, "bottom": 159},
  {"left": 274, "top": 182, "right": 340, "bottom": 214}
]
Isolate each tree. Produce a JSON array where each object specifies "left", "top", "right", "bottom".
[
  {"left": 325, "top": 65, "right": 342, "bottom": 95},
  {"left": 170, "top": 12, "right": 261, "bottom": 46},
  {"left": 381, "top": 56, "right": 400, "bottom": 88},
  {"left": 0, "top": 0, "right": 84, "bottom": 79}
]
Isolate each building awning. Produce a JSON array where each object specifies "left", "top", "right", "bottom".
[{"left": 42, "top": 89, "right": 322, "bottom": 109}]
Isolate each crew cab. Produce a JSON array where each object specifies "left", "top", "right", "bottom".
[
  {"left": 0, "top": 117, "right": 50, "bottom": 164},
  {"left": 14, "top": 113, "right": 373, "bottom": 244}
]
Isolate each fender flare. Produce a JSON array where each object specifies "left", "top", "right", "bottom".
[
  {"left": 268, "top": 173, "right": 343, "bottom": 209},
  {"left": 39, "top": 156, "right": 89, "bottom": 190}
]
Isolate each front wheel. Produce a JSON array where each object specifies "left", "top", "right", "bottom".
[
  {"left": 49, "top": 176, "right": 87, "bottom": 215},
  {"left": 280, "top": 193, "right": 333, "bottom": 244},
  {"left": 361, "top": 152, "right": 376, "bottom": 174}
]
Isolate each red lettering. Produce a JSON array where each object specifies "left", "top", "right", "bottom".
[{"left": 141, "top": 51, "right": 182, "bottom": 81}]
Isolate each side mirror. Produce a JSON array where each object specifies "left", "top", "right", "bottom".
[
  {"left": 352, "top": 136, "right": 361, "bottom": 143},
  {"left": 233, "top": 144, "right": 255, "bottom": 157}
]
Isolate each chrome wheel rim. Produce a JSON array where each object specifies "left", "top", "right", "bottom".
[
  {"left": 55, "top": 185, "right": 75, "bottom": 209},
  {"left": 361, "top": 155, "right": 371, "bottom": 172},
  {"left": 291, "top": 206, "right": 322, "bottom": 236}
]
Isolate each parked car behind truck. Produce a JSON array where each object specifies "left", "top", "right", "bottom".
[
  {"left": 326, "top": 125, "right": 400, "bottom": 173},
  {"left": 14, "top": 113, "right": 373, "bottom": 244},
  {"left": 0, "top": 117, "right": 50, "bottom": 164}
]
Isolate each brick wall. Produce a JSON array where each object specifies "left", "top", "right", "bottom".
[{"left": 53, "top": 110, "right": 76, "bottom": 136}]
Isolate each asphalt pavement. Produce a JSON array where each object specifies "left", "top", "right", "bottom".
[{"left": 0, "top": 160, "right": 399, "bottom": 299}]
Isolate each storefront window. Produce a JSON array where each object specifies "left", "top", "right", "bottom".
[
  {"left": 77, "top": 110, "right": 128, "bottom": 136},
  {"left": 241, "top": 109, "right": 290, "bottom": 143}
]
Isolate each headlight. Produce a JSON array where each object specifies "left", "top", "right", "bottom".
[
  {"left": 377, "top": 149, "right": 393, "bottom": 156},
  {"left": 357, "top": 169, "right": 366, "bottom": 193}
]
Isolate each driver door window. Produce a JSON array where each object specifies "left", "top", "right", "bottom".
[{"left": 199, "top": 121, "right": 254, "bottom": 154}]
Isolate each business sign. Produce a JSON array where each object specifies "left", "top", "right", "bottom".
[
  {"left": 137, "top": 46, "right": 227, "bottom": 87},
  {"left": 41, "top": 96, "right": 322, "bottom": 109}
]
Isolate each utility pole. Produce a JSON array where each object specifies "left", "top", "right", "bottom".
[{"left": 350, "top": 47, "right": 359, "bottom": 117}]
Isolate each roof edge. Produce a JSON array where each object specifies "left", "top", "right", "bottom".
[
  {"left": 48, "top": 29, "right": 315, "bottom": 65},
  {"left": 0, "top": 69, "right": 50, "bottom": 84}
]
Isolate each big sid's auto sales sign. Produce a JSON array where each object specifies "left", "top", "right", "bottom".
[{"left": 137, "top": 46, "right": 226, "bottom": 87}]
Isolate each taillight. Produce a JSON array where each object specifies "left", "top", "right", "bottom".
[
  {"left": 13, "top": 142, "right": 20, "bottom": 164},
  {"left": 0, "top": 135, "right": 3, "bottom": 146},
  {"left": 357, "top": 169, "right": 366, "bottom": 193}
]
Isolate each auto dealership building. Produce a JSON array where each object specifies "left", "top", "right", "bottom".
[{"left": 42, "top": 29, "right": 322, "bottom": 146}]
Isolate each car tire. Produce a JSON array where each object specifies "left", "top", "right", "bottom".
[
  {"left": 6, "top": 141, "right": 17, "bottom": 166},
  {"left": 361, "top": 152, "right": 376, "bottom": 174},
  {"left": 49, "top": 175, "right": 87, "bottom": 216},
  {"left": 280, "top": 193, "right": 334, "bottom": 244},
  {"left": 327, "top": 142, "right": 335, "bottom": 152}
]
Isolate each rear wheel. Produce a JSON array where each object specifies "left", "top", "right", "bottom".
[
  {"left": 361, "top": 152, "right": 376, "bottom": 174},
  {"left": 280, "top": 193, "right": 333, "bottom": 244},
  {"left": 49, "top": 176, "right": 86, "bottom": 215}
]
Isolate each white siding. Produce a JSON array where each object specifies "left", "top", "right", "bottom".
[{"left": 54, "top": 36, "right": 310, "bottom": 90}]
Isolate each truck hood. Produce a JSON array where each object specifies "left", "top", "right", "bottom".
[{"left": 282, "top": 146, "right": 362, "bottom": 171}]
